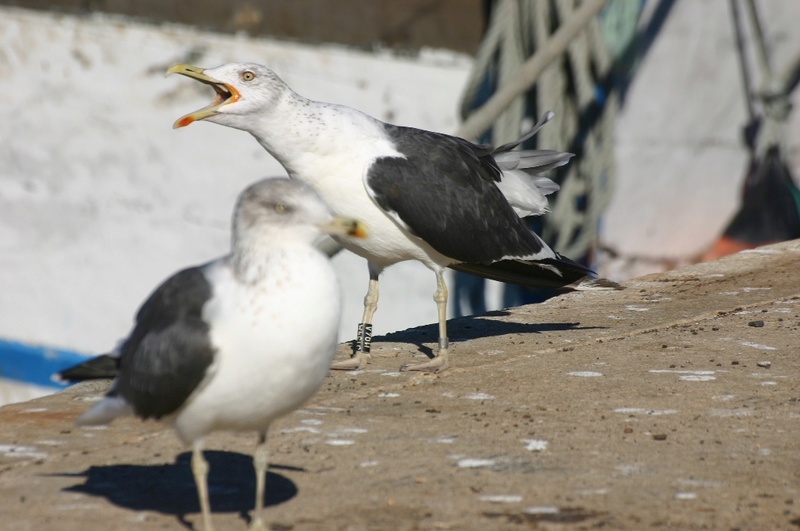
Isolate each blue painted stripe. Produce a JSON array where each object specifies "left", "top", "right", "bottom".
[{"left": 0, "top": 338, "right": 92, "bottom": 389}]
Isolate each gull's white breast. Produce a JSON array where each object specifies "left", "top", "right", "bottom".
[{"left": 172, "top": 250, "right": 340, "bottom": 443}]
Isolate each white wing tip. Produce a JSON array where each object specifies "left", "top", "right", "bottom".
[{"left": 569, "top": 277, "right": 623, "bottom": 291}]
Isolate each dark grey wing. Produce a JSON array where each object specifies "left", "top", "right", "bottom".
[
  {"left": 113, "top": 265, "right": 216, "bottom": 420},
  {"left": 366, "top": 124, "right": 550, "bottom": 264}
]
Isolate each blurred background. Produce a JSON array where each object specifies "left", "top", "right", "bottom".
[{"left": 1, "top": 0, "right": 799, "bottom": 404}]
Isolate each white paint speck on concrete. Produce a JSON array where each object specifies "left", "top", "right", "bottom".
[
  {"left": 281, "top": 427, "right": 321, "bottom": 434},
  {"left": 679, "top": 375, "right": 716, "bottom": 382},
  {"left": 463, "top": 393, "right": 495, "bottom": 400},
  {"left": 614, "top": 408, "right": 678, "bottom": 416},
  {"left": 0, "top": 444, "right": 47, "bottom": 459},
  {"left": 480, "top": 495, "right": 523, "bottom": 503},
  {"left": 522, "top": 439, "right": 548, "bottom": 452},
  {"left": 738, "top": 341, "right": 777, "bottom": 351},
  {"left": 457, "top": 458, "right": 495, "bottom": 469},
  {"left": 330, "top": 428, "right": 368, "bottom": 435},
  {"left": 650, "top": 369, "right": 716, "bottom": 381},
  {"left": 524, "top": 506, "right": 559, "bottom": 515},
  {"left": 567, "top": 371, "right": 603, "bottom": 378},
  {"left": 325, "top": 439, "right": 355, "bottom": 446}
]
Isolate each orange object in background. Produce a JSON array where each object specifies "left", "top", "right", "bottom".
[{"left": 702, "top": 146, "right": 800, "bottom": 261}]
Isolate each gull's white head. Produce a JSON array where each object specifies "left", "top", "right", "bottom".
[
  {"left": 232, "top": 177, "right": 368, "bottom": 248},
  {"left": 167, "top": 62, "right": 288, "bottom": 129}
]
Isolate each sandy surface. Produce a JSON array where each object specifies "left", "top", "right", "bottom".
[{"left": 0, "top": 240, "right": 798, "bottom": 530}]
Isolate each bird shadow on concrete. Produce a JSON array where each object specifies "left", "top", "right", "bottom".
[
  {"left": 373, "top": 311, "right": 603, "bottom": 359},
  {"left": 59, "top": 450, "right": 298, "bottom": 530}
]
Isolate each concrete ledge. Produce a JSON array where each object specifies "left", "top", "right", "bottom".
[{"left": 1, "top": 240, "right": 799, "bottom": 530}]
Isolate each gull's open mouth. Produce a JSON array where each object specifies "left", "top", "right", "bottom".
[
  {"left": 209, "top": 82, "right": 234, "bottom": 106},
  {"left": 166, "top": 64, "right": 240, "bottom": 128}
]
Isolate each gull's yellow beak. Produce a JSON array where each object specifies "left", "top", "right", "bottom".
[
  {"left": 319, "top": 217, "right": 368, "bottom": 239},
  {"left": 166, "top": 64, "right": 240, "bottom": 128}
]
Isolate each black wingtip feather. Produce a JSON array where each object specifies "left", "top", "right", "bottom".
[
  {"left": 492, "top": 111, "right": 556, "bottom": 154},
  {"left": 57, "top": 354, "right": 120, "bottom": 383},
  {"left": 450, "top": 256, "right": 622, "bottom": 291}
]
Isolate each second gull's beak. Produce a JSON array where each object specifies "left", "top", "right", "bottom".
[{"left": 319, "top": 217, "right": 368, "bottom": 239}]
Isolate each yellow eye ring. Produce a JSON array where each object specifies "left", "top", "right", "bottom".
[
  {"left": 274, "top": 204, "right": 287, "bottom": 213},
  {"left": 241, "top": 71, "right": 255, "bottom": 81}
]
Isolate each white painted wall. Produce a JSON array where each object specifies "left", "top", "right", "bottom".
[{"left": 0, "top": 7, "right": 472, "bottom": 357}]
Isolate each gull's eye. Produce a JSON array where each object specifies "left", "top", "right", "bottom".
[
  {"left": 274, "top": 203, "right": 287, "bottom": 213},
  {"left": 241, "top": 70, "right": 255, "bottom": 82}
]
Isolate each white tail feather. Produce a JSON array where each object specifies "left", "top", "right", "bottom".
[
  {"left": 77, "top": 395, "right": 133, "bottom": 426},
  {"left": 496, "top": 170, "right": 559, "bottom": 218}
]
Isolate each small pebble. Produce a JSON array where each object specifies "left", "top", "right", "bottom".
[
  {"left": 756, "top": 361, "right": 771, "bottom": 369},
  {"left": 652, "top": 433, "right": 668, "bottom": 441},
  {"left": 748, "top": 320, "right": 765, "bottom": 327}
]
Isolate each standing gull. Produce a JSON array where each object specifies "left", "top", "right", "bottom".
[
  {"left": 167, "top": 62, "right": 619, "bottom": 373},
  {"left": 74, "top": 178, "right": 366, "bottom": 531}
]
